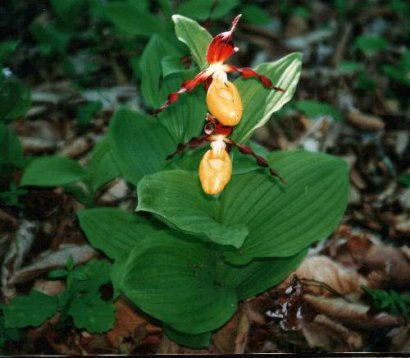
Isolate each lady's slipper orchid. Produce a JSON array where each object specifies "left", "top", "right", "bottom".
[
  {"left": 167, "top": 115, "right": 285, "bottom": 195},
  {"left": 155, "top": 15, "right": 284, "bottom": 126},
  {"left": 199, "top": 137, "right": 232, "bottom": 195}
]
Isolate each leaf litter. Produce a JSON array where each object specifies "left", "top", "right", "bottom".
[{"left": 0, "top": 0, "right": 409, "bottom": 354}]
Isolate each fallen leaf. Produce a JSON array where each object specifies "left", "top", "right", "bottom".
[
  {"left": 1, "top": 220, "right": 39, "bottom": 299},
  {"left": 106, "top": 298, "right": 150, "bottom": 349},
  {"left": 347, "top": 110, "right": 385, "bottom": 131},
  {"left": 302, "top": 314, "right": 363, "bottom": 351},
  {"left": 303, "top": 294, "right": 404, "bottom": 329},
  {"left": 9, "top": 244, "right": 96, "bottom": 284},
  {"left": 280, "top": 256, "right": 368, "bottom": 298}
]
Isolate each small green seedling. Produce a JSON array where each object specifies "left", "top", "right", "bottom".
[{"left": 3, "top": 258, "right": 115, "bottom": 334}]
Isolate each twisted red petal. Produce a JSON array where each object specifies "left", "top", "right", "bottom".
[
  {"left": 206, "top": 14, "right": 241, "bottom": 64},
  {"left": 226, "top": 140, "right": 287, "bottom": 184},
  {"left": 225, "top": 65, "right": 285, "bottom": 92},
  {"left": 154, "top": 71, "right": 210, "bottom": 115},
  {"left": 166, "top": 135, "right": 208, "bottom": 160}
]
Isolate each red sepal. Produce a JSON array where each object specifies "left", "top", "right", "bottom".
[
  {"left": 226, "top": 140, "right": 287, "bottom": 184},
  {"left": 206, "top": 15, "right": 241, "bottom": 64},
  {"left": 225, "top": 65, "right": 285, "bottom": 92},
  {"left": 166, "top": 135, "right": 208, "bottom": 160},
  {"left": 154, "top": 71, "right": 210, "bottom": 114}
]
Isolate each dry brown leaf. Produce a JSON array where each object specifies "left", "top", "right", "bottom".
[
  {"left": 303, "top": 294, "right": 404, "bottom": 329},
  {"left": 1, "top": 220, "right": 39, "bottom": 299},
  {"left": 234, "top": 306, "right": 250, "bottom": 354},
  {"left": 281, "top": 255, "right": 368, "bottom": 298},
  {"left": 302, "top": 314, "right": 363, "bottom": 351},
  {"left": 33, "top": 279, "right": 65, "bottom": 296},
  {"left": 212, "top": 310, "right": 239, "bottom": 353},
  {"left": 58, "top": 137, "right": 93, "bottom": 158},
  {"left": 304, "top": 294, "right": 369, "bottom": 321},
  {"left": 387, "top": 325, "right": 410, "bottom": 352},
  {"left": 360, "top": 244, "right": 410, "bottom": 288},
  {"left": 106, "top": 298, "right": 150, "bottom": 349},
  {"left": 9, "top": 244, "right": 96, "bottom": 284},
  {"left": 347, "top": 110, "right": 385, "bottom": 131}
]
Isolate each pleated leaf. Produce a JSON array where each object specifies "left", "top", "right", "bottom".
[
  {"left": 20, "top": 156, "right": 87, "bottom": 187},
  {"left": 157, "top": 71, "right": 206, "bottom": 145},
  {"left": 137, "top": 170, "right": 248, "bottom": 248},
  {"left": 137, "top": 150, "right": 348, "bottom": 259},
  {"left": 223, "top": 249, "right": 307, "bottom": 300},
  {"left": 140, "top": 35, "right": 179, "bottom": 108},
  {"left": 231, "top": 53, "right": 303, "bottom": 144},
  {"left": 109, "top": 107, "right": 177, "bottom": 186},
  {"left": 172, "top": 15, "right": 212, "bottom": 68},
  {"left": 118, "top": 228, "right": 307, "bottom": 339},
  {"left": 141, "top": 35, "right": 206, "bottom": 144},
  {"left": 105, "top": 1, "right": 165, "bottom": 38},
  {"left": 87, "top": 136, "right": 120, "bottom": 192},
  {"left": 78, "top": 208, "right": 160, "bottom": 261},
  {"left": 121, "top": 230, "right": 238, "bottom": 334},
  {"left": 222, "top": 150, "right": 348, "bottom": 261}
]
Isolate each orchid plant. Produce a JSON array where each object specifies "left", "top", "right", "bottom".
[{"left": 20, "top": 15, "right": 349, "bottom": 348}]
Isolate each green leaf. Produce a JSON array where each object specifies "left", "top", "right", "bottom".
[
  {"left": 30, "top": 22, "right": 71, "bottom": 56},
  {"left": 48, "top": 268, "right": 68, "bottom": 279},
  {"left": 73, "top": 258, "right": 111, "bottom": 292},
  {"left": 162, "top": 54, "right": 185, "bottom": 78},
  {"left": 363, "top": 286, "right": 410, "bottom": 320},
  {"left": 295, "top": 100, "right": 343, "bottom": 121},
  {"left": 105, "top": 1, "right": 165, "bottom": 37},
  {"left": 0, "top": 316, "right": 21, "bottom": 346},
  {"left": 20, "top": 156, "right": 87, "bottom": 187},
  {"left": 64, "top": 183, "right": 94, "bottom": 206},
  {"left": 140, "top": 35, "right": 179, "bottom": 108},
  {"left": 337, "top": 61, "right": 364, "bottom": 74},
  {"left": 87, "top": 137, "right": 120, "bottom": 192},
  {"left": 50, "top": 0, "right": 85, "bottom": 18},
  {"left": 121, "top": 230, "right": 237, "bottom": 334},
  {"left": 4, "top": 291, "right": 59, "bottom": 328},
  {"left": 67, "top": 291, "right": 115, "bottom": 333},
  {"left": 137, "top": 171, "right": 249, "bottom": 248},
  {"left": 224, "top": 151, "right": 349, "bottom": 261},
  {"left": 231, "top": 53, "right": 303, "bottom": 143},
  {"left": 0, "top": 123, "right": 24, "bottom": 176},
  {"left": 0, "top": 40, "right": 19, "bottom": 65},
  {"left": 0, "top": 182, "right": 27, "bottom": 208},
  {"left": 355, "top": 71, "right": 376, "bottom": 91},
  {"left": 78, "top": 208, "right": 160, "bottom": 261},
  {"left": 176, "top": 0, "right": 239, "bottom": 21},
  {"left": 242, "top": 5, "right": 270, "bottom": 25},
  {"left": 0, "top": 72, "right": 31, "bottom": 122},
  {"left": 140, "top": 36, "right": 206, "bottom": 143},
  {"left": 381, "top": 64, "right": 410, "bottom": 87},
  {"left": 76, "top": 100, "right": 102, "bottom": 126},
  {"left": 398, "top": 174, "right": 410, "bottom": 187},
  {"left": 223, "top": 249, "right": 307, "bottom": 300},
  {"left": 157, "top": 71, "right": 206, "bottom": 145},
  {"left": 108, "top": 108, "right": 177, "bottom": 185},
  {"left": 164, "top": 324, "right": 212, "bottom": 348},
  {"left": 138, "top": 150, "right": 348, "bottom": 260},
  {"left": 355, "top": 35, "right": 388, "bottom": 55},
  {"left": 172, "top": 15, "right": 213, "bottom": 68}
]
